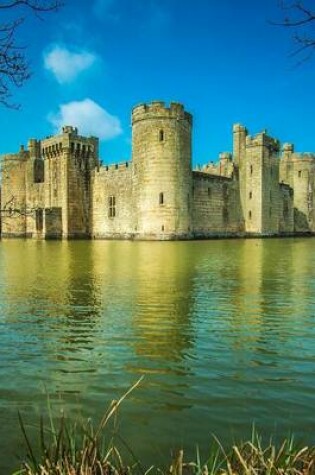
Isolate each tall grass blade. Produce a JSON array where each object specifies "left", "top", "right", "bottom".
[
  {"left": 46, "top": 392, "right": 57, "bottom": 445},
  {"left": 54, "top": 411, "right": 65, "bottom": 465},
  {"left": 18, "top": 410, "right": 38, "bottom": 471},
  {"left": 39, "top": 414, "right": 46, "bottom": 458},
  {"left": 96, "top": 375, "right": 144, "bottom": 438},
  {"left": 115, "top": 431, "right": 146, "bottom": 475}
]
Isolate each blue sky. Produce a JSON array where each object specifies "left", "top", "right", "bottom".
[{"left": 0, "top": 0, "right": 315, "bottom": 165}]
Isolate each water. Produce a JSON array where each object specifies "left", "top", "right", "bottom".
[{"left": 0, "top": 238, "right": 315, "bottom": 472}]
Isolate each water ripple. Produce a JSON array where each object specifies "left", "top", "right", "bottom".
[{"left": 0, "top": 239, "right": 315, "bottom": 472}]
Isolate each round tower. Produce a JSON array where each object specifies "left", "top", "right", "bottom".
[{"left": 132, "top": 101, "right": 193, "bottom": 239}]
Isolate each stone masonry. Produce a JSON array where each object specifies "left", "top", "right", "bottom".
[{"left": 0, "top": 101, "right": 314, "bottom": 240}]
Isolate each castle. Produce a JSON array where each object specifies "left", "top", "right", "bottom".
[{"left": 1, "top": 100, "right": 315, "bottom": 240}]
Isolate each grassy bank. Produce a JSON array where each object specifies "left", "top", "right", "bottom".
[
  {"left": 14, "top": 426, "right": 315, "bottom": 475},
  {"left": 13, "top": 380, "right": 315, "bottom": 475}
]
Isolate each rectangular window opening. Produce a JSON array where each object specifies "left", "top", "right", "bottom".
[{"left": 109, "top": 195, "right": 116, "bottom": 217}]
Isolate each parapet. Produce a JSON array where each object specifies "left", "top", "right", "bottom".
[
  {"left": 62, "top": 125, "right": 78, "bottom": 135},
  {"left": 132, "top": 100, "right": 192, "bottom": 124},
  {"left": 98, "top": 161, "right": 131, "bottom": 173},
  {"left": 246, "top": 130, "right": 280, "bottom": 152},
  {"left": 293, "top": 152, "right": 315, "bottom": 161},
  {"left": 283, "top": 143, "right": 294, "bottom": 153},
  {"left": 27, "top": 139, "right": 41, "bottom": 159},
  {"left": 233, "top": 123, "right": 247, "bottom": 135},
  {"left": 2, "top": 150, "right": 28, "bottom": 163},
  {"left": 219, "top": 152, "right": 232, "bottom": 161}
]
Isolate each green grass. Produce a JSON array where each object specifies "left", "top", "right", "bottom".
[{"left": 13, "top": 379, "right": 315, "bottom": 475}]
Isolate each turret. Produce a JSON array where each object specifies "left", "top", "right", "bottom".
[
  {"left": 28, "top": 139, "right": 41, "bottom": 159},
  {"left": 243, "top": 130, "right": 280, "bottom": 234},
  {"left": 132, "top": 101, "right": 193, "bottom": 238},
  {"left": 233, "top": 123, "right": 247, "bottom": 167},
  {"left": 27, "top": 139, "right": 44, "bottom": 184}
]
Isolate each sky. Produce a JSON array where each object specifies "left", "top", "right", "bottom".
[{"left": 0, "top": 0, "right": 315, "bottom": 166}]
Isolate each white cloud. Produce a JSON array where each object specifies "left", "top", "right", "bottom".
[
  {"left": 49, "top": 99, "right": 122, "bottom": 140},
  {"left": 44, "top": 45, "right": 97, "bottom": 84}
]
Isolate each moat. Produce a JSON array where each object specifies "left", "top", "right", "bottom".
[{"left": 0, "top": 238, "right": 315, "bottom": 472}]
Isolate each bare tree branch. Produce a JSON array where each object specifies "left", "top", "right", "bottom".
[
  {"left": 272, "top": 1, "right": 315, "bottom": 63},
  {"left": 0, "top": 0, "right": 63, "bottom": 108},
  {"left": 0, "top": 1, "right": 62, "bottom": 12},
  {"left": 274, "top": 1, "right": 315, "bottom": 26},
  {"left": 0, "top": 194, "right": 37, "bottom": 227}
]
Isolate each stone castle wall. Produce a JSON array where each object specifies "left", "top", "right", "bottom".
[
  {"left": 1, "top": 127, "right": 99, "bottom": 239},
  {"left": 91, "top": 162, "right": 133, "bottom": 239},
  {"left": 192, "top": 172, "right": 243, "bottom": 236},
  {"left": 279, "top": 183, "right": 294, "bottom": 233},
  {"left": 0, "top": 100, "right": 313, "bottom": 240},
  {"left": 1, "top": 150, "right": 28, "bottom": 237},
  {"left": 280, "top": 146, "right": 315, "bottom": 233}
]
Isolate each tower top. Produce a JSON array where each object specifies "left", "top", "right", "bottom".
[
  {"left": 283, "top": 143, "right": 294, "bottom": 153},
  {"left": 132, "top": 101, "right": 192, "bottom": 124},
  {"left": 62, "top": 125, "right": 78, "bottom": 135}
]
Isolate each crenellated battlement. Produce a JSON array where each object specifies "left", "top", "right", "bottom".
[
  {"left": 283, "top": 143, "right": 294, "bottom": 153},
  {"left": 1, "top": 100, "right": 313, "bottom": 241},
  {"left": 99, "top": 161, "right": 131, "bottom": 173},
  {"left": 291, "top": 153, "right": 315, "bottom": 161},
  {"left": 196, "top": 152, "right": 234, "bottom": 179},
  {"left": 219, "top": 152, "right": 232, "bottom": 161},
  {"left": 132, "top": 100, "right": 192, "bottom": 124},
  {"left": 233, "top": 123, "right": 248, "bottom": 134},
  {"left": 2, "top": 151, "right": 29, "bottom": 165},
  {"left": 39, "top": 127, "right": 99, "bottom": 161},
  {"left": 245, "top": 131, "right": 280, "bottom": 152},
  {"left": 62, "top": 125, "right": 78, "bottom": 135}
]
